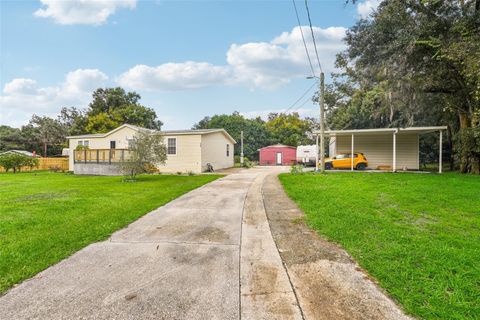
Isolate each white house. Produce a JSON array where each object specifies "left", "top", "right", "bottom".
[
  {"left": 67, "top": 124, "right": 235, "bottom": 175},
  {"left": 0, "top": 150, "right": 41, "bottom": 157}
]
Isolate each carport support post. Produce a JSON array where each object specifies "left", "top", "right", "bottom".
[
  {"left": 319, "top": 72, "right": 325, "bottom": 173},
  {"left": 351, "top": 134, "right": 354, "bottom": 171},
  {"left": 392, "top": 131, "right": 397, "bottom": 172},
  {"left": 240, "top": 130, "right": 244, "bottom": 166},
  {"left": 439, "top": 130, "right": 443, "bottom": 174}
]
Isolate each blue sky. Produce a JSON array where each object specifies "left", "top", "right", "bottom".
[{"left": 0, "top": 0, "right": 379, "bottom": 129}]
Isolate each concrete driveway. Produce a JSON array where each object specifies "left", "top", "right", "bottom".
[
  {"left": 0, "top": 166, "right": 411, "bottom": 320},
  {"left": 0, "top": 167, "right": 298, "bottom": 320}
]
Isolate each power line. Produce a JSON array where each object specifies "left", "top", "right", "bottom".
[
  {"left": 290, "top": 94, "right": 314, "bottom": 114},
  {"left": 284, "top": 81, "right": 318, "bottom": 113},
  {"left": 304, "top": 0, "right": 323, "bottom": 73},
  {"left": 292, "top": 0, "right": 316, "bottom": 76}
]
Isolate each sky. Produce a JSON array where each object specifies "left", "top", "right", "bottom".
[{"left": 0, "top": 0, "right": 380, "bottom": 130}]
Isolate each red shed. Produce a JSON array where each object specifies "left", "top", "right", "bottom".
[{"left": 258, "top": 144, "right": 297, "bottom": 166}]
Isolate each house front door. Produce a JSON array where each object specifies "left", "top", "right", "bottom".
[{"left": 276, "top": 152, "right": 282, "bottom": 165}]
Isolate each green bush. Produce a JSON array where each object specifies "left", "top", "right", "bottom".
[
  {"left": 75, "top": 145, "right": 89, "bottom": 151},
  {"left": 290, "top": 164, "right": 304, "bottom": 175},
  {"left": 0, "top": 154, "right": 38, "bottom": 173},
  {"left": 242, "top": 157, "right": 254, "bottom": 168},
  {"left": 234, "top": 155, "right": 253, "bottom": 168},
  {"left": 23, "top": 157, "right": 40, "bottom": 170}
]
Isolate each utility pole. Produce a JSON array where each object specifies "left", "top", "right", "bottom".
[
  {"left": 319, "top": 72, "right": 325, "bottom": 173},
  {"left": 308, "top": 72, "right": 325, "bottom": 172},
  {"left": 240, "top": 130, "right": 244, "bottom": 166}
]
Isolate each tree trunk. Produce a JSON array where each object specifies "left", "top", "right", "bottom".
[
  {"left": 447, "top": 125, "right": 454, "bottom": 171},
  {"left": 459, "top": 112, "right": 470, "bottom": 129},
  {"left": 458, "top": 111, "right": 474, "bottom": 173},
  {"left": 43, "top": 141, "right": 47, "bottom": 158}
]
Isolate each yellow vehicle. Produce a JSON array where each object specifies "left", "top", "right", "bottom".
[{"left": 324, "top": 153, "right": 368, "bottom": 170}]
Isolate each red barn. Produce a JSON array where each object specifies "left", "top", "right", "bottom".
[{"left": 258, "top": 144, "right": 297, "bottom": 166}]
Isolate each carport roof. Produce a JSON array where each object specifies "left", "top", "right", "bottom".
[{"left": 314, "top": 126, "right": 447, "bottom": 136}]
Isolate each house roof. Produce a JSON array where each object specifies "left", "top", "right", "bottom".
[
  {"left": 314, "top": 126, "right": 448, "bottom": 136},
  {"left": 0, "top": 150, "right": 40, "bottom": 157},
  {"left": 258, "top": 144, "right": 296, "bottom": 150},
  {"left": 67, "top": 124, "right": 236, "bottom": 143}
]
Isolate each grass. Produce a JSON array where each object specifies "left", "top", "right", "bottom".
[
  {"left": 0, "top": 171, "right": 220, "bottom": 293},
  {"left": 279, "top": 172, "right": 480, "bottom": 320}
]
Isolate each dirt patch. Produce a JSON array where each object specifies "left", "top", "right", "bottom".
[
  {"left": 263, "top": 174, "right": 412, "bottom": 320},
  {"left": 251, "top": 264, "right": 279, "bottom": 295},
  {"left": 191, "top": 226, "right": 230, "bottom": 243}
]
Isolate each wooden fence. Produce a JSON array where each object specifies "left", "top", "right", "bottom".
[{"left": 0, "top": 157, "right": 69, "bottom": 172}]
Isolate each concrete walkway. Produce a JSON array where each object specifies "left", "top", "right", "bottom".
[{"left": 0, "top": 167, "right": 296, "bottom": 320}]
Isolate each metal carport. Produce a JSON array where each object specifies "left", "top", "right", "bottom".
[{"left": 313, "top": 126, "right": 447, "bottom": 173}]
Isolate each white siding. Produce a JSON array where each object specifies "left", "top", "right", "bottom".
[
  {"left": 68, "top": 126, "right": 138, "bottom": 171},
  {"left": 68, "top": 126, "right": 233, "bottom": 174},
  {"left": 160, "top": 134, "right": 202, "bottom": 173},
  {"left": 335, "top": 133, "right": 419, "bottom": 170},
  {"left": 201, "top": 132, "right": 234, "bottom": 171}
]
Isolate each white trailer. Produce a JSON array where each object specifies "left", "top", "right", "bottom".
[{"left": 296, "top": 145, "right": 318, "bottom": 166}]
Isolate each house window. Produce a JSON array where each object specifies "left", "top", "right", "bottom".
[
  {"left": 167, "top": 138, "right": 176, "bottom": 155},
  {"left": 226, "top": 144, "right": 230, "bottom": 157},
  {"left": 110, "top": 141, "right": 116, "bottom": 149},
  {"left": 78, "top": 141, "right": 83, "bottom": 146},
  {"left": 83, "top": 140, "right": 89, "bottom": 147}
]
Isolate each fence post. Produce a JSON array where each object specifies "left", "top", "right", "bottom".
[
  {"left": 97, "top": 150, "right": 99, "bottom": 164},
  {"left": 109, "top": 149, "right": 111, "bottom": 165},
  {"left": 121, "top": 149, "right": 124, "bottom": 162},
  {"left": 84, "top": 149, "right": 87, "bottom": 164}
]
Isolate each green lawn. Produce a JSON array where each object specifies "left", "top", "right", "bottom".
[
  {"left": 279, "top": 172, "right": 480, "bottom": 320},
  {"left": 0, "top": 171, "right": 220, "bottom": 293}
]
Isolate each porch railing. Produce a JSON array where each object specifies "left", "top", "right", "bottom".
[{"left": 73, "top": 149, "right": 133, "bottom": 164}]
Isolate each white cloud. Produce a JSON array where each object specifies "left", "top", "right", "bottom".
[
  {"left": 357, "top": 0, "right": 381, "bottom": 19},
  {"left": 0, "top": 69, "right": 108, "bottom": 126},
  {"left": 117, "top": 62, "right": 232, "bottom": 91},
  {"left": 1, "top": 26, "right": 347, "bottom": 126},
  {"left": 3, "top": 79, "right": 39, "bottom": 95},
  {"left": 228, "top": 26, "right": 346, "bottom": 88},
  {"left": 118, "top": 26, "right": 347, "bottom": 91},
  {"left": 63, "top": 68, "right": 108, "bottom": 93},
  {"left": 34, "top": 0, "right": 137, "bottom": 25}
]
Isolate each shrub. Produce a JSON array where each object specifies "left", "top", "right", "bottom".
[
  {"left": 290, "top": 164, "right": 304, "bottom": 175},
  {"left": 119, "top": 131, "right": 167, "bottom": 180},
  {"left": 0, "top": 154, "right": 38, "bottom": 173},
  {"left": 24, "top": 157, "right": 40, "bottom": 170},
  {"left": 234, "top": 155, "right": 253, "bottom": 168},
  {"left": 75, "top": 145, "right": 90, "bottom": 151},
  {"left": 242, "top": 157, "right": 254, "bottom": 168}
]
